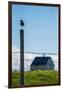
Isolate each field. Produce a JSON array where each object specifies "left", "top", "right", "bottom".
[{"left": 12, "top": 70, "right": 59, "bottom": 87}]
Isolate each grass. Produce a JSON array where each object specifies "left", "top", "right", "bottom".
[
  {"left": 12, "top": 70, "right": 59, "bottom": 87},
  {"left": 12, "top": 72, "right": 20, "bottom": 87}
]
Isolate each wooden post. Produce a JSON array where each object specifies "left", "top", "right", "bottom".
[{"left": 20, "top": 30, "right": 24, "bottom": 87}]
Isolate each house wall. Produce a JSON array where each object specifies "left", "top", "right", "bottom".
[
  {"left": 31, "top": 65, "right": 47, "bottom": 70},
  {"left": 46, "top": 58, "right": 54, "bottom": 70}
]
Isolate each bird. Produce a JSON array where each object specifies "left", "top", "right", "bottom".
[{"left": 20, "top": 19, "right": 24, "bottom": 26}]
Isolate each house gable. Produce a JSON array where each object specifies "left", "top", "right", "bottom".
[{"left": 31, "top": 56, "right": 54, "bottom": 70}]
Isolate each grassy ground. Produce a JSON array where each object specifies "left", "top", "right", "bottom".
[{"left": 12, "top": 70, "right": 59, "bottom": 87}]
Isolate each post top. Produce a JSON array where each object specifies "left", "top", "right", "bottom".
[{"left": 20, "top": 19, "right": 24, "bottom": 26}]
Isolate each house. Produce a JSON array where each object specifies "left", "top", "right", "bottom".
[{"left": 30, "top": 56, "right": 54, "bottom": 70}]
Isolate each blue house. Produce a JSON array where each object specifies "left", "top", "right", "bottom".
[{"left": 31, "top": 56, "right": 54, "bottom": 70}]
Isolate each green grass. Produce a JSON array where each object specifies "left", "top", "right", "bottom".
[
  {"left": 12, "top": 70, "right": 59, "bottom": 87},
  {"left": 12, "top": 72, "right": 20, "bottom": 87}
]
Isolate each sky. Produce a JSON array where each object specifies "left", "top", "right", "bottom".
[
  {"left": 12, "top": 4, "right": 59, "bottom": 71},
  {"left": 12, "top": 4, "right": 59, "bottom": 53}
]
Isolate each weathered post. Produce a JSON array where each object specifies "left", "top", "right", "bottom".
[{"left": 20, "top": 20, "right": 24, "bottom": 87}]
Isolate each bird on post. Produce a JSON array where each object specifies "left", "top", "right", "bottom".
[{"left": 20, "top": 19, "right": 24, "bottom": 26}]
